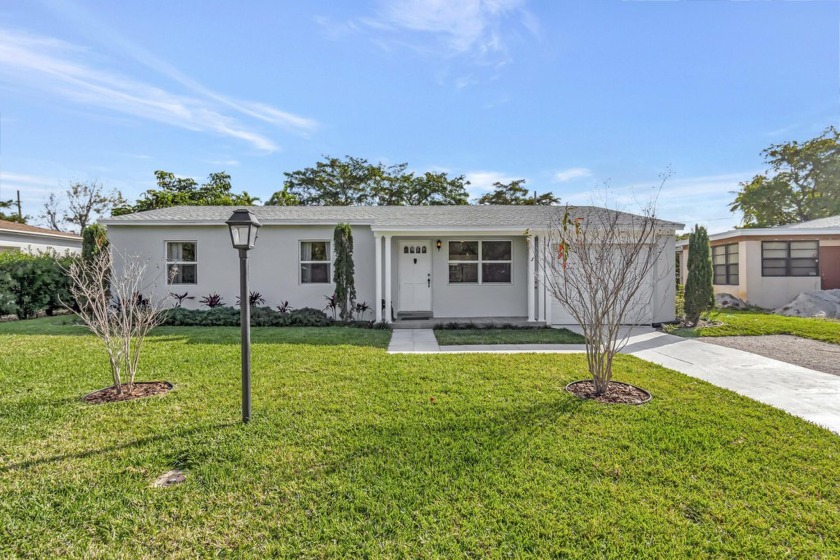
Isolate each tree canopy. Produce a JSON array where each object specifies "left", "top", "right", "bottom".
[
  {"left": 43, "top": 181, "right": 125, "bottom": 232},
  {"left": 730, "top": 126, "right": 840, "bottom": 227},
  {"left": 0, "top": 200, "right": 25, "bottom": 224},
  {"left": 113, "top": 171, "right": 258, "bottom": 216},
  {"left": 477, "top": 179, "right": 560, "bottom": 205},
  {"left": 266, "top": 156, "right": 470, "bottom": 206}
]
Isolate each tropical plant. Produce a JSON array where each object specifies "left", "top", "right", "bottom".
[
  {"left": 324, "top": 293, "right": 338, "bottom": 321},
  {"left": 169, "top": 292, "right": 194, "bottom": 307},
  {"left": 276, "top": 300, "right": 293, "bottom": 314},
  {"left": 200, "top": 293, "right": 225, "bottom": 308},
  {"left": 235, "top": 291, "right": 266, "bottom": 307},
  {"left": 354, "top": 301, "right": 371, "bottom": 321}
]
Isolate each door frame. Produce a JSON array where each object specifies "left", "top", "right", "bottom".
[{"left": 397, "top": 239, "right": 433, "bottom": 313}]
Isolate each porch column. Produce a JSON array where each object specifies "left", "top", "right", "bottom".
[
  {"left": 527, "top": 236, "right": 536, "bottom": 322},
  {"left": 374, "top": 234, "right": 382, "bottom": 322},
  {"left": 537, "top": 235, "right": 546, "bottom": 323},
  {"left": 543, "top": 235, "right": 552, "bottom": 325},
  {"left": 384, "top": 235, "right": 393, "bottom": 323}
]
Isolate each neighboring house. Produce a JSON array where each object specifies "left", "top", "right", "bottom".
[
  {"left": 676, "top": 215, "right": 840, "bottom": 309},
  {"left": 0, "top": 219, "right": 82, "bottom": 255},
  {"left": 102, "top": 206, "right": 681, "bottom": 325}
]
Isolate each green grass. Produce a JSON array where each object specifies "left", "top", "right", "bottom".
[
  {"left": 434, "top": 327, "right": 584, "bottom": 345},
  {"left": 1, "top": 318, "right": 839, "bottom": 558},
  {"left": 669, "top": 310, "right": 840, "bottom": 344}
]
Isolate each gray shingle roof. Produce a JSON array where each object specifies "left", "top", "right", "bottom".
[
  {"left": 778, "top": 215, "right": 840, "bottom": 229},
  {"left": 102, "top": 205, "right": 683, "bottom": 229}
]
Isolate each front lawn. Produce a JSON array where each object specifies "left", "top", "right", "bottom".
[
  {"left": 669, "top": 310, "right": 840, "bottom": 344},
  {"left": 434, "top": 327, "right": 584, "bottom": 345},
  {"left": 1, "top": 319, "right": 839, "bottom": 557}
]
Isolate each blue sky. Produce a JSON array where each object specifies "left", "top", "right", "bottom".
[{"left": 0, "top": 0, "right": 837, "bottom": 233}]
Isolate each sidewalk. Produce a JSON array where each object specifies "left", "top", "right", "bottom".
[{"left": 387, "top": 328, "right": 840, "bottom": 434}]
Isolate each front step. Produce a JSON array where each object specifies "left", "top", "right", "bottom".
[{"left": 397, "top": 311, "right": 433, "bottom": 320}]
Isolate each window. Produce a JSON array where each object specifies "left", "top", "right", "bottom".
[
  {"left": 166, "top": 242, "right": 197, "bottom": 285},
  {"left": 761, "top": 240, "right": 819, "bottom": 277},
  {"left": 448, "top": 240, "right": 512, "bottom": 284},
  {"left": 712, "top": 243, "right": 739, "bottom": 285},
  {"left": 300, "top": 241, "right": 331, "bottom": 284}
]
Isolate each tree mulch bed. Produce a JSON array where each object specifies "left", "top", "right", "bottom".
[
  {"left": 83, "top": 381, "right": 173, "bottom": 404},
  {"left": 566, "top": 380, "right": 651, "bottom": 405}
]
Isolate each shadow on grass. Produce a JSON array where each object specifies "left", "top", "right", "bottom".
[{"left": 0, "top": 422, "right": 238, "bottom": 473}]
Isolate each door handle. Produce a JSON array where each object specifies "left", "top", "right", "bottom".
[{"left": 427, "top": 274, "right": 431, "bottom": 288}]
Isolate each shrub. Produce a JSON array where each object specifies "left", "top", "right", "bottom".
[
  {"left": 684, "top": 225, "right": 714, "bottom": 326},
  {"left": 675, "top": 283, "right": 685, "bottom": 321},
  {"left": 162, "top": 306, "right": 332, "bottom": 327},
  {"left": 200, "top": 293, "right": 225, "bottom": 308},
  {"left": 235, "top": 291, "right": 266, "bottom": 307},
  {"left": 0, "top": 252, "right": 74, "bottom": 319}
]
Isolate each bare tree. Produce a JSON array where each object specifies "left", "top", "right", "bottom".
[
  {"left": 43, "top": 181, "right": 125, "bottom": 233},
  {"left": 538, "top": 198, "right": 673, "bottom": 396},
  {"left": 66, "top": 247, "right": 168, "bottom": 394}
]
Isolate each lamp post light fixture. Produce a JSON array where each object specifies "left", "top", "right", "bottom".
[
  {"left": 436, "top": 239, "right": 442, "bottom": 251},
  {"left": 226, "top": 209, "right": 262, "bottom": 424}
]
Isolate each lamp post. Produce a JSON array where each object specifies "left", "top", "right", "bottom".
[{"left": 226, "top": 209, "right": 262, "bottom": 424}]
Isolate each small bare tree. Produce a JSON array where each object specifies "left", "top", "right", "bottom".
[
  {"left": 539, "top": 198, "right": 672, "bottom": 395},
  {"left": 66, "top": 247, "right": 168, "bottom": 394}
]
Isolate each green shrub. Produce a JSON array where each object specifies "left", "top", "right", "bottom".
[
  {"left": 675, "top": 283, "right": 685, "bottom": 320},
  {"left": 684, "top": 225, "right": 714, "bottom": 325},
  {"left": 162, "top": 306, "right": 333, "bottom": 327},
  {"left": 0, "top": 252, "right": 74, "bottom": 319}
]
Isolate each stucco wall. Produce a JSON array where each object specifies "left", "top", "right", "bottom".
[
  {"left": 741, "top": 240, "right": 820, "bottom": 309},
  {"left": 107, "top": 224, "right": 376, "bottom": 312},
  {"left": 0, "top": 232, "right": 81, "bottom": 255}
]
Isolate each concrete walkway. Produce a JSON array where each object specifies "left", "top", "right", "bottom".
[{"left": 388, "top": 328, "right": 840, "bottom": 434}]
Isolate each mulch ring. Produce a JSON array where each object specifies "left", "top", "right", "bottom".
[
  {"left": 566, "top": 380, "right": 651, "bottom": 405},
  {"left": 83, "top": 381, "right": 173, "bottom": 405}
]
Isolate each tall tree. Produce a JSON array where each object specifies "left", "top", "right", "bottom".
[
  {"left": 333, "top": 223, "right": 356, "bottom": 321},
  {"left": 41, "top": 181, "right": 124, "bottom": 232},
  {"left": 268, "top": 155, "right": 470, "bottom": 206},
  {"left": 477, "top": 179, "right": 560, "bottom": 205},
  {"left": 683, "top": 225, "right": 714, "bottom": 326},
  {"left": 730, "top": 126, "right": 840, "bottom": 227},
  {"left": 0, "top": 199, "right": 26, "bottom": 224},
  {"left": 113, "top": 171, "right": 255, "bottom": 216}
]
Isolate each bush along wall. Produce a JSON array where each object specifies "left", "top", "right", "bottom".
[
  {"left": 0, "top": 252, "right": 74, "bottom": 319},
  {"left": 162, "top": 306, "right": 342, "bottom": 328}
]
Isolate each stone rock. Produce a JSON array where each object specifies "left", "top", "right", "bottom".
[
  {"left": 153, "top": 469, "right": 186, "bottom": 488},
  {"left": 715, "top": 293, "right": 749, "bottom": 310},
  {"left": 773, "top": 289, "right": 840, "bottom": 318}
]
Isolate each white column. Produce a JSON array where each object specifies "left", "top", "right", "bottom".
[
  {"left": 537, "top": 235, "right": 546, "bottom": 323},
  {"left": 374, "top": 234, "right": 382, "bottom": 322},
  {"left": 543, "top": 236, "right": 552, "bottom": 325},
  {"left": 527, "top": 236, "right": 536, "bottom": 322},
  {"left": 384, "top": 235, "right": 393, "bottom": 323}
]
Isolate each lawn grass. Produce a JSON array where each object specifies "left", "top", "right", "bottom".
[
  {"left": 1, "top": 318, "right": 839, "bottom": 557},
  {"left": 669, "top": 310, "right": 840, "bottom": 344},
  {"left": 434, "top": 327, "right": 584, "bottom": 345}
]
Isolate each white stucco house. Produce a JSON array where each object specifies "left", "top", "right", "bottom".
[
  {"left": 0, "top": 219, "right": 82, "bottom": 255},
  {"left": 676, "top": 215, "right": 840, "bottom": 309},
  {"left": 102, "top": 205, "right": 681, "bottom": 326}
]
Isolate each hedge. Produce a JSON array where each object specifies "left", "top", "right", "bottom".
[
  {"left": 162, "top": 306, "right": 334, "bottom": 327},
  {"left": 0, "top": 252, "right": 74, "bottom": 319}
]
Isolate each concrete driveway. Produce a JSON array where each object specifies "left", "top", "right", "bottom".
[{"left": 622, "top": 330, "right": 840, "bottom": 435}]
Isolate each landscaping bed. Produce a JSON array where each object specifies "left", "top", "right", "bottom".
[
  {"left": 434, "top": 326, "right": 584, "bottom": 345},
  {"left": 1, "top": 318, "right": 839, "bottom": 557}
]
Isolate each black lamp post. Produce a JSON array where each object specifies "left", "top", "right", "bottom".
[{"left": 226, "top": 209, "right": 261, "bottom": 424}]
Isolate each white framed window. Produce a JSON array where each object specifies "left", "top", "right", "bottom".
[
  {"left": 300, "top": 240, "right": 331, "bottom": 284},
  {"left": 166, "top": 241, "right": 197, "bottom": 285},
  {"left": 448, "top": 240, "right": 512, "bottom": 284}
]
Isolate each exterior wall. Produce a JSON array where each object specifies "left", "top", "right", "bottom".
[
  {"left": 742, "top": 240, "right": 819, "bottom": 309},
  {"left": 388, "top": 235, "right": 528, "bottom": 318},
  {"left": 107, "top": 224, "right": 376, "bottom": 313},
  {"left": 0, "top": 232, "right": 81, "bottom": 255},
  {"left": 551, "top": 236, "right": 677, "bottom": 325}
]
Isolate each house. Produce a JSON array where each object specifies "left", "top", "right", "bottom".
[
  {"left": 102, "top": 206, "right": 681, "bottom": 325},
  {"left": 0, "top": 219, "right": 82, "bottom": 255},
  {"left": 676, "top": 215, "right": 840, "bottom": 309}
]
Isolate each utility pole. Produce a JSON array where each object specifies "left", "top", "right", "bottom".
[{"left": 16, "top": 190, "right": 22, "bottom": 221}]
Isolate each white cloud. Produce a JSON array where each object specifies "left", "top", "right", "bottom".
[
  {"left": 324, "top": 0, "right": 538, "bottom": 65},
  {"left": 553, "top": 167, "right": 591, "bottom": 183},
  {"left": 464, "top": 170, "right": 523, "bottom": 198},
  {"left": 0, "top": 29, "right": 318, "bottom": 152}
]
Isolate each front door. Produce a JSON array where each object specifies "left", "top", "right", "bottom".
[
  {"left": 821, "top": 246, "right": 840, "bottom": 289},
  {"left": 399, "top": 241, "right": 432, "bottom": 312}
]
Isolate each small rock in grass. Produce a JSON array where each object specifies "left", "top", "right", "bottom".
[{"left": 153, "top": 469, "right": 186, "bottom": 488}]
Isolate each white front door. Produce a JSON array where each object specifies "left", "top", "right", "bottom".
[{"left": 399, "top": 241, "right": 432, "bottom": 312}]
